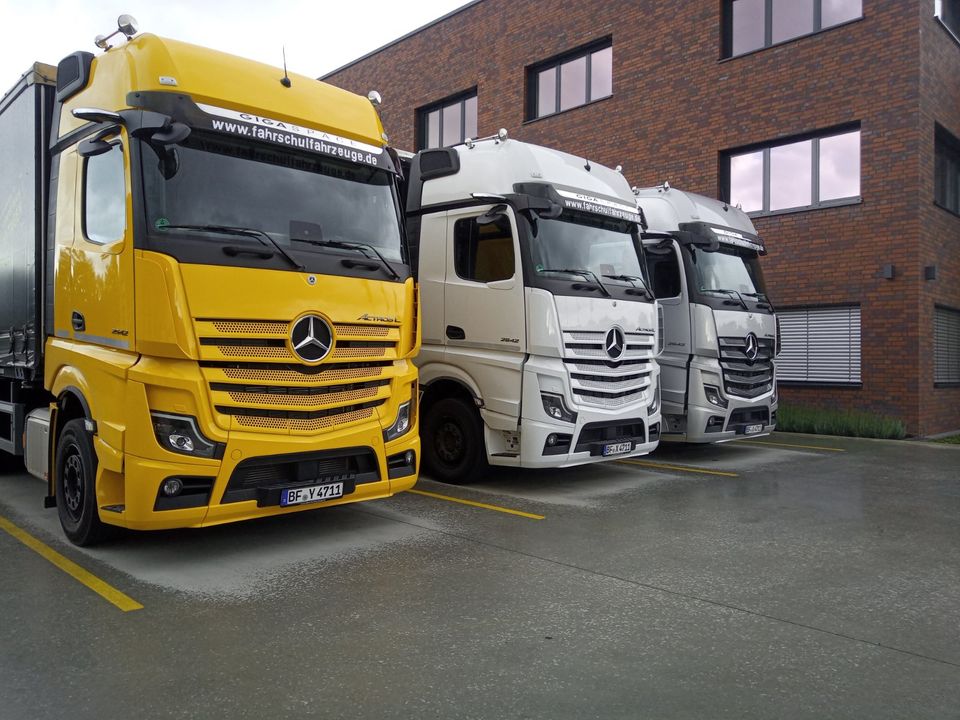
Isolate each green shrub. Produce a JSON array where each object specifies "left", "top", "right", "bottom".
[
  {"left": 777, "top": 403, "right": 906, "bottom": 439},
  {"left": 932, "top": 434, "right": 960, "bottom": 445}
]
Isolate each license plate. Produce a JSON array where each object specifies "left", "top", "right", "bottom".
[
  {"left": 280, "top": 482, "right": 344, "bottom": 507},
  {"left": 602, "top": 441, "right": 633, "bottom": 456},
  {"left": 745, "top": 423, "right": 763, "bottom": 435}
]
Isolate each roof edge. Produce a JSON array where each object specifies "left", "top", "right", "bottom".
[{"left": 318, "top": 0, "right": 484, "bottom": 80}]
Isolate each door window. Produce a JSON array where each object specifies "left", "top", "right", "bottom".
[
  {"left": 83, "top": 142, "right": 126, "bottom": 244},
  {"left": 453, "top": 216, "right": 515, "bottom": 283}
]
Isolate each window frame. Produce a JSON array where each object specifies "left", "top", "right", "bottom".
[
  {"left": 721, "top": 124, "right": 862, "bottom": 217},
  {"left": 722, "top": 0, "right": 863, "bottom": 59},
  {"left": 416, "top": 89, "right": 477, "bottom": 151},
  {"left": 776, "top": 304, "right": 862, "bottom": 387},
  {"left": 935, "top": 0, "right": 960, "bottom": 45},
  {"left": 934, "top": 304, "right": 960, "bottom": 387},
  {"left": 934, "top": 123, "right": 960, "bottom": 217},
  {"left": 525, "top": 38, "right": 613, "bottom": 121},
  {"left": 81, "top": 139, "right": 127, "bottom": 246}
]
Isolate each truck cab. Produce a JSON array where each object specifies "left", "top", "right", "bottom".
[
  {"left": 635, "top": 185, "right": 777, "bottom": 442},
  {"left": 0, "top": 21, "right": 419, "bottom": 544},
  {"left": 405, "top": 136, "right": 661, "bottom": 482}
]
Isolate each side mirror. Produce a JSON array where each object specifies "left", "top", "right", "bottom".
[
  {"left": 78, "top": 137, "right": 114, "bottom": 157},
  {"left": 476, "top": 204, "right": 510, "bottom": 226},
  {"left": 538, "top": 202, "right": 563, "bottom": 219}
]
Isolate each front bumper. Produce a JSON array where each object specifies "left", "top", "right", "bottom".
[
  {"left": 111, "top": 426, "right": 419, "bottom": 530},
  {"left": 512, "top": 358, "right": 661, "bottom": 469}
]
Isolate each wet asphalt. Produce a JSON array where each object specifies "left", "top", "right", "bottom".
[{"left": 1, "top": 433, "right": 958, "bottom": 719}]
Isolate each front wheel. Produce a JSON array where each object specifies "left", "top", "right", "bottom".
[
  {"left": 56, "top": 418, "right": 111, "bottom": 546},
  {"left": 422, "top": 397, "right": 488, "bottom": 484}
]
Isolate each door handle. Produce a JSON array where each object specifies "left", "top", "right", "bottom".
[
  {"left": 71, "top": 311, "right": 85, "bottom": 332},
  {"left": 446, "top": 325, "right": 465, "bottom": 340}
]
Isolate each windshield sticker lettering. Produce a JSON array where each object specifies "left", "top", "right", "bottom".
[{"left": 197, "top": 103, "right": 388, "bottom": 169}]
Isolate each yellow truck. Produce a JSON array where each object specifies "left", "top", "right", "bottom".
[{"left": 0, "top": 17, "right": 419, "bottom": 545}]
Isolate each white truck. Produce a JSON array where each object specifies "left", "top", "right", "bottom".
[
  {"left": 635, "top": 185, "right": 777, "bottom": 442},
  {"left": 403, "top": 134, "right": 661, "bottom": 482}
]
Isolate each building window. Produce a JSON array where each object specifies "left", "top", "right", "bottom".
[
  {"left": 777, "top": 306, "right": 861, "bottom": 384},
  {"left": 724, "top": 0, "right": 862, "bottom": 57},
  {"left": 83, "top": 141, "right": 126, "bottom": 245},
  {"left": 935, "top": 306, "right": 960, "bottom": 385},
  {"left": 935, "top": 124, "right": 960, "bottom": 215},
  {"left": 936, "top": 0, "right": 960, "bottom": 42},
  {"left": 453, "top": 216, "right": 515, "bottom": 283},
  {"left": 723, "top": 127, "right": 860, "bottom": 215},
  {"left": 417, "top": 91, "right": 477, "bottom": 150},
  {"left": 527, "top": 40, "right": 612, "bottom": 120}
]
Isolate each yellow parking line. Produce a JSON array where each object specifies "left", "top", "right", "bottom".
[
  {"left": 407, "top": 489, "right": 545, "bottom": 520},
  {"left": 617, "top": 459, "right": 739, "bottom": 477},
  {"left": 737, "top": 439, "right": 846, "bottom": 452},
  {"left": 0, "top": 515, "right": 143, "bottom": 612}
]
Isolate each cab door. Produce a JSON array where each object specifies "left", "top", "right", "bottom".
[
  {"left": 69, "top": 133, "right": 136, "bottom": 351},
  {"left": 442, "top": 206, "right": 526, "bottom": 421},
  {"left": 645, "top": 239, "right": 690, "bottom": 417}
]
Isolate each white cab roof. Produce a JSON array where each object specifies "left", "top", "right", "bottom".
[{"left": 634, "top": 186, "right": 758, "bottom": 236}]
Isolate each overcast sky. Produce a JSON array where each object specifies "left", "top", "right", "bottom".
[{"left": 0, "top": 0, "right": 468, "bottom": 88}]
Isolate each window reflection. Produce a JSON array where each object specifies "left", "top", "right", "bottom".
[
  {"left": 730, "top": 150, "right": 764, "bottom": 213},
  {"left": 418, "top": 93, "right": 477, "bottom": 149},
  {"left": 85, "top": 143, "right": 126, "bottom": 244},
  {"left": 732, "top": 0, "right": 765, "bottom": 55},
  {"left": 529, "top": 42, "right": 612, "bottom": 119},
  {"left": 770, "top": 140, "right": 812, "bottom": 211},
  {"left": 822, "top": 0, "right": 862, "bottom": 27},
  {"left": 559, "top": 56, "right": 587, "bottom": 112},
  {"left": 819, "top": 131, "right": 860, "bottom": 201},
  {"left": 590, "top": 46, "right": 612, "bottom": 100},
  {"left": 772, "top": 0, "right": 814, "bottom": 44}
]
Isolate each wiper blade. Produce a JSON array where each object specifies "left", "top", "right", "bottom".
[
  {"left": 602, "top": 274, "right": 654, "bottom": 300},
  {"left": 539, "top": 268, "right": 611, "bottom": 297},
  {"left": 703, "top": 288, "right": 749, "bottom": 310},
  {"left": 160, "top": 224, "right": 304, "bottom": 271},
  {"left": 291, "top": 237, "right": 400, "bottom": 280},
  {"left": 742, "top": 291, "right": 775, "bottom": 311}
]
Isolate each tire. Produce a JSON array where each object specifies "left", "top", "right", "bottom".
[
  {"left": 422, "top": 397, "right": 488, "bottom": 484},
  {"left": 56, "top": 418, "right": 111, "bottom": 546}
]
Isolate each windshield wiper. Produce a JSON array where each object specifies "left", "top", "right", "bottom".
[
  {"left": 742, "top": 291, "right": 775, "bottom": 311},
  {"left": 702, "top": 288, "right": 749, "bottom": 311},
  {"left": 290, "top": 237, "right": 400, "bottom": 280},
  {"left": 160, "top": 224, "right": 304, "bottom": 271},
  {"left": 539, "top": 268, "right": 611, "bottom": 297},
  {"left": 602, "top": 274, "right": 654, "bottom": 300}
]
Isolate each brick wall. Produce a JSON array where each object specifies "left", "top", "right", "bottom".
[
  {"left": 918, "top": 5, "right": 960, "bottom": 436},
  {"left": 325, "top": 0, "right": 960, "bottom": 435}
]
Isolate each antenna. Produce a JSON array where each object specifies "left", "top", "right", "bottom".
[{"left": 280, "top": 47, "right": 292, "bottom": 88}]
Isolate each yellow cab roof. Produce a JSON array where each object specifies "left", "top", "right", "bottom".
[{"left": 58, "top": 33, "right": 385, "bottom": 147}]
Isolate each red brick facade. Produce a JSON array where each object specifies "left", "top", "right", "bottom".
[{"left": 324, "top": 0, "right": 960, "bottom": 436}]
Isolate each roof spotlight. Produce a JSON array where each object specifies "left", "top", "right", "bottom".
[{"left": 94, "top": 14, "right": 139, "bottom": 50}]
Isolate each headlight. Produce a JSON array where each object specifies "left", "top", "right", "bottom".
[
  {"left": 541, "top": 392, "right": 577, "bottom": 424},
  {"left": 151, "top": 413, "right": 222, "bottom": 458},
  {"left": 648, "top": 379, "right": 660, "bottom": 415},
  {"left": 383, "top": 401, "right": 412, "bottom": 442},
  {"left": 703, "top": 384, "right": 728, "bottom": 409}
]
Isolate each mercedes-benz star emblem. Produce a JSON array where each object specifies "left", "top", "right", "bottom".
[
  {"left": 744, "top": 332, "right": 760, "bottom": 363},
  {"left": 605, "top": 327, "right": 626, "bottom": 361},
  {"left": 290, "top": 315, "right": 333, "bottom": 363}
]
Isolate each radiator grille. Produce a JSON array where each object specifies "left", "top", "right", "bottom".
[
  {"left": 718, "top": 336, "right": 775, "bottom": 398},
  {"left": 561, "top": 329, "right": 655, "bottom": 409}
]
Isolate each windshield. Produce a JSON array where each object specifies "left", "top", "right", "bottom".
[
  {"left": 141, "top": 132, "right": 403, "bottom": 261},
  {"left": 528, "top": 211, "right": 646, "bottom": 284},
  {"left": 690, "top": 244, "right": 766, "bottom": 295}
]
